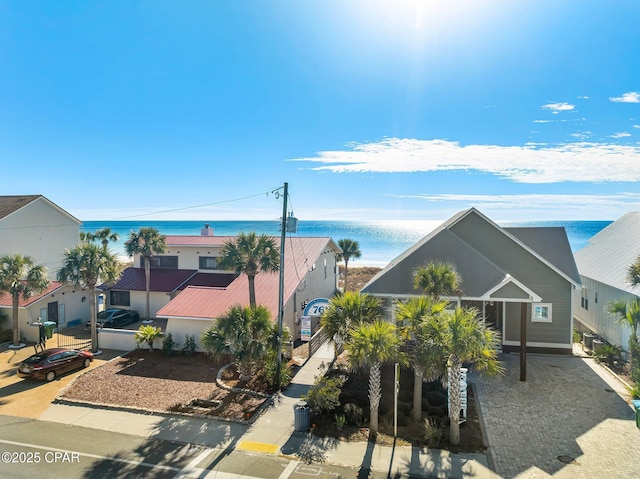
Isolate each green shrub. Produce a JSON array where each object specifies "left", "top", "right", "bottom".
[
  {"left": 398, "top": 389, "right": 413, "bottom": 403},
  {"left": 301, "top": 374, "right": 346, "bottom": 415},
  {"left": 628, "top": 383, "right": 640, "bottom": 400},
  {"left": 162, "top": 332, "right": 178, "bottom": 357},
  {"left": 134, "top": 325, "right": 162, "bottom": 351},
  {"left": 263, "top": 351, "right": 292, "bottom": 390},
  {"left": 630, "top": 340, "right": 640, "bottom": 384},
  {"left": 424, "top": 417, "right": 443, "bottom": 448},
  {"left": 0, "top": 328, "right": 12, "bottom": 343},
  {"left": 397, "top": 400, "right": 412, "bottom": 416},
  {"left": 343, "top": 403, "right": 364, "bottom": 426},
  {"left": 594, "top": 343, "right": 623, "bottom": 368},
  {"left": 335, "top": 413, "right": 346, "bottom": 430},
  {"left": 424, "top": 390, "right": 447, "bottom": 407},
  {"left": 182, "top": 334, "right": 197, "bottom": 357}
]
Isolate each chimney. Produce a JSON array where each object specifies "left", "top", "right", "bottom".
[{"left": 201, "top": 224, "right": 214, "bottom": 236}]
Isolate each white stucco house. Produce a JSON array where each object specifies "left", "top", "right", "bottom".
[
  {"left": 100, "top": 225, "right": 342, "bottom": 350},
  {"left": 573, "top": 212, "right": 640, "bottom": 351},
  {"left": 0, "top": 195, "right": 81, "bottom": 279},
  {"left": 0, "top": 195, "right": 88, "bottom": 343}
]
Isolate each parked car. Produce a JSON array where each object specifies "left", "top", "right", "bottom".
[
  {"left": 87, "top": 308, "right": 140, "bottom": 329},
  {"left": 16, "top": 348, "right": 93, "bottom": 382}
]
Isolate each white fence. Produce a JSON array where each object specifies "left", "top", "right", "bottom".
[{"left": 97, "top": 328, "right": 162, "bottom": 352}]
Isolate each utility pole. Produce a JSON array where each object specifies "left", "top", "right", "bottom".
[{"left": 275, "top": 182, "right": 288, "bottom": 390}]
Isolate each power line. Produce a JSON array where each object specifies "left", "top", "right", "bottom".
[{"left": 113, "top": 186, "right": 284, "bottom": 220}]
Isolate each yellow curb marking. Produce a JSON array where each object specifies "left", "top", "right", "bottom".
[{"left": 237, "top": 440, "right": 279, "bottom": 454}]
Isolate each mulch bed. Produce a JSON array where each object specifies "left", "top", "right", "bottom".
[{"left": 59, "top": 349, "right": 269, "bottom": 421}]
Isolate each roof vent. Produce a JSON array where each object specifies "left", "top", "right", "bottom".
[{"left": 201, "top": 224, "right": 214, "bottom": 236}]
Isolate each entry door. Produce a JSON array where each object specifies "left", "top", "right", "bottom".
[{"left": 47, "top": 301, "right": 59, "bottom": 325}]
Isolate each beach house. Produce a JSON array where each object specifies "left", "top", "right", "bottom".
[
  {"left": 100, "top": 225, "right": 341, "bottom": 350},
  {"left": 0, "top": 195, "right": 90, "bottom": 343},
  {"left": 362, "top": 208, "right": 581, "bottom": 354},
  {"left": 573, "top": 212, "right": 640, "bottom": 351}
]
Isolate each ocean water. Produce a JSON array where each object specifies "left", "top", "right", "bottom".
[{"left": 81, "top": 219, "right": 612, "bottom": 267}]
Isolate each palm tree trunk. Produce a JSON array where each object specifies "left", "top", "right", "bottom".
[
  {"left": 12, "top": 294, "right": 20, "bottom": 346},
  {"left": 413, "top": 368, "right": 423, "bottom": 422},
  {"left": 448, "top": 361, "right": 462, "bottom": 445},
  {"left": 144, "top": 256, "right": 151, "bottom": 321},
  {"left": 248, "top": 275, "right": 256, "bottom": 309},
  {"left": 369, "top": 362, "right": 382, "bottom": 436},
  {"left": 89, "top": 285, "right": 98, "bottom": 352},
  {"left": 343, "top": 259, "right": 349, "bottom": 291}
]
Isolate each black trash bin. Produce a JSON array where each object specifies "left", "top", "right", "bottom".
[{"left": 293, "top": 401, "right": 310, "bottom": 432}]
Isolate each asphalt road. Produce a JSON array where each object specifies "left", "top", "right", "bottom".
[{"left": 0, "top": 414, "right": 421, "bottom": 479}]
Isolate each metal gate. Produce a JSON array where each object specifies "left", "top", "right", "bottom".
[{"left": 57, "top": 323, "right": 92, "bottom": 351}]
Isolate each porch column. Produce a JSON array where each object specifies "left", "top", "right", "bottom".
[{"left": 520, "top": 302, "right": 527, "bottom": 381}]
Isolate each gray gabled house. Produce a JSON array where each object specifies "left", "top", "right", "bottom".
[
  {"left": 573, "top": 212, "right": 640, "bottom": 351},
  {"left": 362, "top": 208, "right": 581, "bottom": 354}
]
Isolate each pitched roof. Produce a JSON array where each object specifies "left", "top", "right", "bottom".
[
  {"left": 0, "top": 281, "right": 66, "bottom": 308},
  {"left": 102, "top": 268, "right": 200, "bottom": 292},
  {"left": 574, "top": 211, "right": 640, "bottom": 294},
  {"left": 505, "top": 226, "right": 581, "bottom": 284},
  {"left": 165, "top": 235, "right": 229, "bottom": 247},
  {"left": 0, "top": 195, "right": 81, "bottom": 224},
  {"left": 0, "top": 195, "right": 41, "bottom": 219},
  {"left": 156, "top": 236, "right": 338, "bottom": 320},
  {"left": 363, "top": 208, "right": 580, "bottom": 298}
]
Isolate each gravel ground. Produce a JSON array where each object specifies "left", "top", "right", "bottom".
[{"left": 59, "top": 349, "right": 268, "bottom": 420}]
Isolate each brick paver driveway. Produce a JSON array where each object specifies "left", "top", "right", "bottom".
[{"left": 472, "top": 352, "right": 640, "bottom": 479}]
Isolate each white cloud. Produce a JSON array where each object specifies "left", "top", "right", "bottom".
[
  {"left": 633, "top": 125, "right": 640, "bottom": 129},
  {"left": 571, "top": 131, "right": 591, "bottom": 140},
  {"left": 610, "top": 92, "right": 640, "bottom": 103},
  {"left": 290, "top": 138, "right": 640, "bottom": 183},
  {"left": 542, "top": 102, "right": 575, "bottom": 113},
  {"left": 611, "top": 132, "right": 631, "bottom": 138},
  {"left": 384, "top": 193, "right": 640, "bottom": 220}
]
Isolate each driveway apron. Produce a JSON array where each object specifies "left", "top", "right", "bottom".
[{"left": 471, "top": 353, "right": 640, "bottom": 479}]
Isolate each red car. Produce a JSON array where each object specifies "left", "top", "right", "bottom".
[{"left": 16, "top": 348, "right": 93, "bottom": 382}]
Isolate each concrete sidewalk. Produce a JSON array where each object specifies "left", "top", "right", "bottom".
[{"left": 38, "top": 342, "right": 498, "bottom": 478}]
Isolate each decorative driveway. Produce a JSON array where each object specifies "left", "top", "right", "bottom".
[{"left": 472, "top": 352, "right": 640, "bottom": 479}]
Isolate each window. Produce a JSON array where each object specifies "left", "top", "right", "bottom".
[
  {"left": 532, "top": 303, "right": 552, "bottom": 323},
  {"left": 148, "top": 256, "right": 178, "bottom": 269},
  {"left": 199, "top": 256, "right": 218, "bottom": 270},
  {"left": 581, "top": 287, "right": 589, "bottom": 310},
  {"left": 110, "top": 291, "right": 130, "bottom": 306},
  {"left": 58, "top": 303, "right": 65, "bottom": 325}
]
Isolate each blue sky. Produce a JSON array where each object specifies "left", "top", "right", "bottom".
[{"left": 1, "top": 1, "right": 639, "bottom": 222}]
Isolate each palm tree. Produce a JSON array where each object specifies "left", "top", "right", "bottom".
[
  {"left": 337, "top": 239, "right": 361, "bottom": 291},
  {"left": 396, "top": 296, "right": 449, "bottom": 421},
  {"left": 608, "top": 299, "right": 640, "bottom": 383},
  {"left": 422, "top": 306, "right": 502, "bottom": 445},
  {"left": 0, "top": 254, "right": 49, "bottom": 347},
  {"left": 413, "top": 260, "right": 461, "bottom": 298},
  {"left": 628, "top": 255, "right": 640, "bottom": 288},
  {"left": 124, "top": 227, "right": 167, "bottom": 320},
  {"left": 81, "top": 227, "right": 120, "bottom": 252},
  {"left": 57, "top": 243, "right": 120, "bottom": 352},
  {"left": 217, "top": 232, "right": 279, "bottom": 309},
  {"left": 320, "top": 291, "right": 383, "bottom": 358},
  {"left": 345, "top": 320, "right": 403, "bottom": 437},
  {"left": 201, "top": 304, "right": 274, "bottom": 380}
]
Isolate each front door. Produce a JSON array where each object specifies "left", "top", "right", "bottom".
[
  {"left": 47, "top": 301, "right": 59, "bottom": 325},
  {"left": 485, "top": 301, "right": 502, "bottom": 333}
]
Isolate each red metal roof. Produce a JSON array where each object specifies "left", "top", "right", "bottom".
[
  {"left": 0, "top": 281, "right": 66, "bottom": 308},
  {"left": 156, "top": 236, "right": 337, "bottom": 321},
  {"left": 103, "top": 268, "right": 199, "bottom": 292},
  {"left": 165, "top": 235, "right": 230, "bottom": 246}
]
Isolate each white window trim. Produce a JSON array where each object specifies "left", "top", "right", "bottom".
[{"left": 532, "top": 303, "right": 552, "bottom": 323}]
